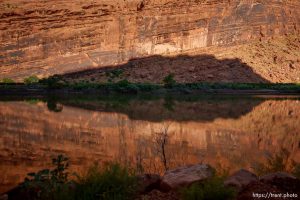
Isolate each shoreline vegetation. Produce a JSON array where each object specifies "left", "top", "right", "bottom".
[{"left": 0, "top": 75, "right": 300, "bottom": 95}]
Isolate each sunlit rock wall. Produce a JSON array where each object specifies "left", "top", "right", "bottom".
[{"left": 0, "top": 0, "right": 300, "bottom": 80}]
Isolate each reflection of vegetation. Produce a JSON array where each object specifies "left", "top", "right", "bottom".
[
  {"left": 253, "top": 148, "right": 300, "bottom": 178},
  {"left": 0, "top": 93, "right": 266, "bottom": 123},
  {"left": 47, "top": 98, "right": 63, "bottom": 112},
  {"left": 25, "top": 99, "right": 39, "bottom": 105},
  {"left": 154, "top": 125, "right": 172, "bottom": 171},
  {"left": 181, "top": 176, "right": 236, "bottom": 200},
  {"left": 17, "top": 155, "right": 138, "bottom": 200},
  {"left": 21, "top": 155, "right": 70, "bottom": 200},
  {"left": 163, "top": 96, "right": 175, "bottom": 111}
]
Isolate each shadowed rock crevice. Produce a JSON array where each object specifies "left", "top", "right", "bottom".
[{"left": 61, "top": 54, "right": 270, "bottom": 83}]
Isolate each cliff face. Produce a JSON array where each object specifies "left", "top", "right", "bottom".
[{"left": 0, "top": 0, "right": 299, "bottom": 81}]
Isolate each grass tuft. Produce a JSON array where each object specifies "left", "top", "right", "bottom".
[{"left": 73, "top": 163, "right": 138, "bottom": 200}]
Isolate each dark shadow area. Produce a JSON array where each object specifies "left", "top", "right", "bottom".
[
  {"left": 60, "top": 94, "right": 265, "bottom": 122},
  {"left": 0, "top": 94, "right": 272, "bottom": 122},
  {"left": 61, "top": 54, "right": 270, "bottom": 83},
  {"left": 1, "top": 95, "right": 300, "bottom": 122}
]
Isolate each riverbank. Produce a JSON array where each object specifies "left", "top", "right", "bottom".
[
  {"left": 0, "top": 82, "right": 300, "bottom": 96},
  {"left": 2, "top": 155, "right": 300, "bottom": 200}
]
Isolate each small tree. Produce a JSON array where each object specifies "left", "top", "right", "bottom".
[{"left": 163, "top": 73, "right": 176, "bottom": 87}]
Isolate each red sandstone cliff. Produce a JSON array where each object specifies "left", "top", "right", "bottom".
[{"left": 0, "top": 0, "right": 299, "bottom": 82}]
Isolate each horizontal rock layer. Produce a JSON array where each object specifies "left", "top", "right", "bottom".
[{"left": 0, "top": 0, "right": 299, "bottom": 81}]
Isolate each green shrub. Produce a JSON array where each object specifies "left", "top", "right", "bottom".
[
  {"left": 40, "top": 75, "right": 64, "bottom": 89},
  {"left": 163, "top": 74, "right": 176, "bottom": 87},
  {"left": 181, "top": 177, "right": 236, "bottom": 200},
  {"left": 111, "top": 69, "right": 123, "bottom": 78},
  {"left": 1, "top": 78, "right": 14, "bottom": 84},
  {"left": 105, "top": 69, "right": 124, "bottom": 81},
  {"left": 138, "top": 83, "right": 159, "bottom": 91},
  {"left": 17, "top": 155, "right": 138, "bottom": 200},
  {"left": 20, "top": 155, "right": 70, "bottom": 200},
  {"left": 113, "top": 79, "right": 139, "bottom": 93},
  {"left": 24, "top": 75, "right": 39, "bottom": 84},
  {"left": 74, "top": 163, "right": 138, "bottom": 200},
  {"left": 47, "top": 101, "right": 63, "bottom": 112}
]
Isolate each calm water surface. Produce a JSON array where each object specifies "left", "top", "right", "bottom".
[{"left": 0, "top": 94, "right": 300, "bottom": 193}]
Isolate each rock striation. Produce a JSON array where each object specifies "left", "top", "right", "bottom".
[{"left": 0, "top": 0, "right": 299, "bottom": 81}]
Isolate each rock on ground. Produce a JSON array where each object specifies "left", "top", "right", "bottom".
[
  {"left": 137, "top": 174, "right": 161, "bottom": 194},
  {"left": 224, "top": 169, "right": 258, "bottom": 191},
  {"left": 160, "top": 164, "right": 214, "bottom": 191}
]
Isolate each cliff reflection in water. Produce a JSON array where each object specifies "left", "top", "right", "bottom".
[{"left": 0, "top": 95, "right": 300, "bottom": 193}]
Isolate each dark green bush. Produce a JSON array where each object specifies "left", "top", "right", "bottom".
[
  {"left": 20, "top": 155, "right": 70, "bottom": 200},
  {"left": 40, "top": 75, "right": 64, "bottom": 89},
  {"left": 105, "top": 69, "right": 124, "bottom": 81},
  {"left": 113, "top": 79, "right": 139, "bottom": 93},
  {"left": 181, "top": 177, "right": 236, "bottom": 200},
  {"left": 74, "top": 163, "right": 138, "bottom": 200},
  {"left": 1, "top": 78, "right": 14, "bottom": 84},
  {"left": 17, "top": 155, "right": 137, "bottom": 200},
  {"left": 163, "top": 74, "right": 176, "bottom": 87},
  {"left": 24, "top": 75, "right": 39, "bottom": 84}
]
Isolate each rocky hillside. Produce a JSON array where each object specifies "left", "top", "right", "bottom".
[{"left": 0, "top": 0, "right": 299, "bottom": 82}]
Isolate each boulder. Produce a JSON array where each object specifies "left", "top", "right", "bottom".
[
  {"left": 260, "top": 172, "right": 297, "bottom": 182},
  {"left": 260, "top": 172, "right": 300, "bottom": 192},
  {"left": 137, "top": 174, "right": 161, "bottom": 194},
  {"left": 160, "top": 164, "right": 214, "bottom": 191},
  {"left": 0, "top": 194, "right": 8, "bottom": 200},
  {"left": 224, "top": 169, "right": 258, "bottom": 191}
]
